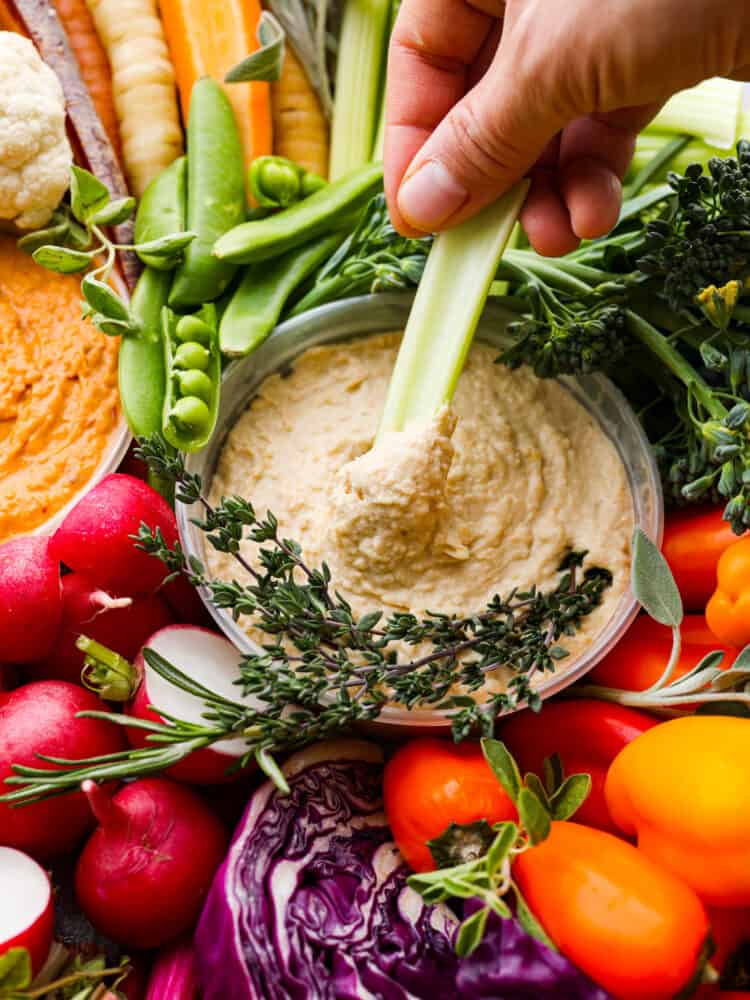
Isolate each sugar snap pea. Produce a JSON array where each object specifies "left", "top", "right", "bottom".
[
  {"left": 118, "top": 268, "right": 171, "bottom": 438},
  {"left": 214, "top": 162, "right": 383, "bottom": 265},
  {"left": 169, "top": 79, "right": 246, "bottom": 310},
  {"left": 162, "top": 304, "right": 221, "bottom": 452},
  {"left": 249, "top": 156, "right": 327, "bottom": 209},
  {"left": 219, "top": 232, "right": 344, "bottom": 357},
  {"left": 134, "top": 157, "right": 187, "bottom": 271}
]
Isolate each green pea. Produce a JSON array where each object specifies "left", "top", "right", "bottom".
[
  {"left": 300, "top": 172, "right": 327, "bottom": 198},
  {"left": 177, "top": 368, "right": 214, "bottom": 402},
  {"left": 171, "top": 395, "right": 211, "bottom": 432},
  {"left": 173, "top": 341, "right": 210, "bottom": 370},
  {"left": 175, "top": 314, "right": 212, "bottom": 344}
]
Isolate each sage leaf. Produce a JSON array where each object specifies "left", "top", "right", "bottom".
[
  {"left": 455, "top": 906, "right": 489, "bottom": 958},
  {"left": 70, "top": 164, "right": 110, "bottom": 223},
  {"left": 631, "top": 527, "right": 683, "bottom": 627},
  {"left": 486, "top": 821, "right": 517, "bottom": 876},
  {"left": 32, "top": 245, "right": 92, "bottom": 274},
  {"left": 89, "top": 196, "right": 136, "bottom": 227},
  {"left": 225, "top": 11, "right": 285, "bottom": 82},
  {"left": 481, "top": 739, "right": 521, "bottom": 803},
  {"left": 0, "top": 948, "right": 32, "bottom": 991},
  {"left": 549, "top": 773, "right": 591, "bottom": 821},
  {"left": 514, "top": 890, "right": 557, "bottom": 951},
  {"left": 696, "top": 701, "right": 750, "bottom": 718},
  {"left": 82, "top": 274, "right": 130, "bottom": 322},
  {"left": 524, "top": 772, "right": 550, "bottom": 810},
  {"left": 517, "top": 787, "right": 551, "bottom": 845},
  {"left": 731, "top": 644, "right": 750, "bottom": 672}
]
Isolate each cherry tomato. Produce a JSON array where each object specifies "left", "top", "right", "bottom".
[{"left": 383, "top": 738, "right": 516, "bottom": 872}]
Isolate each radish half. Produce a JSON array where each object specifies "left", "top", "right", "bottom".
[
  {"left": 0, "top": 846, "right": 54, "bottom": 975},
  {"left": 129, "top": 626, "right": 262, "bottom": 784}
]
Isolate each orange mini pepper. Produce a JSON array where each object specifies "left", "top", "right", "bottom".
[
  {"left": 606, "top": 716, "right": 750, "bottom": 907},
  {"left": 707, "top": 536, "right": 750, "bottom": 647}
]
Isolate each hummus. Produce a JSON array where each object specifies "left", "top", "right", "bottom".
[
  {"left": 0, "top": 235, "right": 120, "bottom": 542},
  {"left": 209, "top": 332, "right": 633, "bottom": 681}
]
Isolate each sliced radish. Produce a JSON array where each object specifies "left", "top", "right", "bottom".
[
  {"left": 0, "top": 846, "right": 54, "bottom": 975},
  {"left": 128, "top": 626, "right": 261, "bottom": 784}
]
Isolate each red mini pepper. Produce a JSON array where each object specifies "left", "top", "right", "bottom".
[
  {"left": 662, "top": 505, "right": 737, "bottom": 611},
  {"left": 497, "top": 698, "right": 657, "bottom": 835}
]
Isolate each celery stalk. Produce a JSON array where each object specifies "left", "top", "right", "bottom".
[
  {"left": 370, "top": 0, "right": 400, "bottom": 161},
  {"left": 377, "top": 181, "right": 529, "bottom": 439},
  {"left": 329, "top": 0, "right": 391, "bottom": 179},
  {"left": 628, "top": 111, "right": 750, "bottom": 181},
  {"left": 648, "top": 77, "right": 743, "bottom": 149}
]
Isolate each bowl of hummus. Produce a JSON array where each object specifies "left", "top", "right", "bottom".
[
  {"left": 0, "top": 234, "right": 129, "bottom": 545},
  {"left": 177, "top": 294, "right": 663, "bottom": 727}
]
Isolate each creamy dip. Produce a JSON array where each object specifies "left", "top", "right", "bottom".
[{"left": 209, "top": 332, "right": 633, "bottom": 683}]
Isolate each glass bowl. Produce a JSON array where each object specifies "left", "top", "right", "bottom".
[{"left": 177, "top": 294, "right": 663, "bottom": 732}]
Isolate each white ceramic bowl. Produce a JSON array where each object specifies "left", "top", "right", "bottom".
[{"left": 177, "top": 294, "right": 663, "bottom": 730}]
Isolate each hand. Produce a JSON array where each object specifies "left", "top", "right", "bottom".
[{"left": 384, "top": 0, "right": 750, "bottom": 255}]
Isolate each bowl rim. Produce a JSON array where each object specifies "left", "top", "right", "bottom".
[{"left": 177, "top": 293, "right": 664, "bottom": 728}]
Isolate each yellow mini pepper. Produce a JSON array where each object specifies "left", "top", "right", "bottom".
[{"left": 605, "top": 716, "right": 750, "bottom": 908}]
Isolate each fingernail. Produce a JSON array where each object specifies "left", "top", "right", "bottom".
[{"left": 397, "top": 160, "right": 469, "bottom": 231}]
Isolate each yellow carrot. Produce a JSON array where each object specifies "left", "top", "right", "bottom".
[
  {"left": 271, "top": 42, "right": 328, "bottom": 179},
  {"left": 86, "top": 0, "right": 183, "bottom": 196}
]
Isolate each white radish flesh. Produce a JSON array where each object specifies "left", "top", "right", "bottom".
[{"left": 0, "top": 847, "right": 54, "bottom": 974}]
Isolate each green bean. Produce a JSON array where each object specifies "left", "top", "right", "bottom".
[
  {"left": 162, "top": 303, "right": 221, "bottom": 452},
  {"left": 134, "top": 157, "right": 187, "bottom": 271},
  {"left": 214, "top": 162, "right": 383, "bottom": 265},
  {"left": 219, "top": 233, "right": 344, "bottom": 357},
  {"left": 169, "top": 79, "right": 246, "bottom": 310},
  {"left": 118, "top": 268, "right": 171, "bottom": 438}
]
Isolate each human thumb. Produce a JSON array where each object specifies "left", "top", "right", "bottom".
[{"left": 395, "top": 45, "right": 567, "bottom": 233}]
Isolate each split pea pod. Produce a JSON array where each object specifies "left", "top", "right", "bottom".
[
  {"left": 119, "top": 268, "right": 171, "bottom": 438},
  {"left": 249, "top": 155, "right": 327, "bottom": 209},
  {"left": 134, "top": 157, "right": 187, "bottom": 271},
  {"left": 169, "top": 80, "right": 246, "bottom": 310},
  {"left": 219, "top": 232, "right": 345, "bottom": 357},
  {"left": 213, "top": 162, "right": 383, "bottom": 265},
  {"left": 162, "top": 304, "right": 221, "bottom": 452}
]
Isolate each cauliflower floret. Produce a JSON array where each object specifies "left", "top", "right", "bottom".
[{"left": 0, "top": 32, "right": 72, "bottom": 230}]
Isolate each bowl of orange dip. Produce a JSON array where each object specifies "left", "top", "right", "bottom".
[{"left": 0, "top": 234, "right": 129, "bottom": 544}]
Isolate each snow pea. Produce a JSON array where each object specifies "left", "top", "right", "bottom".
[
  {"left": 169, "top": 80, "right": 246, "bottom": 310},
  {"left": 162, "top": 304, "right": 221, "bottom": 452},
  {"left": 219, "top": 232, "right": 344, "bottom": 357},
  {"left": 134, "top": 157, "right": 187, "bottom": 271},
  {"left": 213, "top": 162, "right": 383, "bottom": 265},
  {"left": 119, "top": 268, "right": 171, "bottom": 438}
]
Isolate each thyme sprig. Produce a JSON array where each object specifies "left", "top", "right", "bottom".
[{"left": 0, "top": 436, "right": 611, "bottom": 804}]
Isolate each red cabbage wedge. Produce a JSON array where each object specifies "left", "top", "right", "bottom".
[{"left": 195, "top": 740, "right": 610, "bottom": 999}]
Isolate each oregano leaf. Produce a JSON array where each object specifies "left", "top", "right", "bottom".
[
  {"left": 481, "top": 739, "right": 521, "bottom": 803},
  {"left": 89, "top": 196, "right": 136, "bottom": 227},
  {"left": 32, "top": 245, "right": 93, "bottom": 274},
  {"left": 514, "top": 890, "right": 557, "bottom": 951},
  {"left": 549, "top": 773, "right": 591, "bottom": 821},
  {"left": 517, "top": 787, "right": 551, "bottom": 845},
  {"left": 70, "top": 164, "right": 110, "bottom": 223},
  {"left": 82, "top": 274, "right": 131, "bottom": 322},
  {"left": 631, "top": 527, "right": 683, "bottom": 627},
  {"left": 455, "top": 906, "right": 490, "bottom": 958},
  {"left": 0, "top": 948, "right": 32, "bottom": 991}
]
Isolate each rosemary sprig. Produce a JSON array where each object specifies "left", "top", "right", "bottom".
[{"left": 0, "top": 436, "right": 611, "bottom": 803}]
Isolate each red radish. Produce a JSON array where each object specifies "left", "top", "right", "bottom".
[
  {"left": 160, "top": 572, "right": 213, "bottom": 627},
  {"left": 75, "top": 778, "right": 227, "bottom": 948},
  {"left": 0, "top": 681, "right": 127, "bottom": 860},
  {"left": 0, "top": 846, "right": 54, "bottom": 975},
  {"left": 0, "top": 538, "right": 62, "bottom": 663},
  {"left": 30, "top": 573, "right": 173, "bottom": 686},
  {"left": 128, "top": 626, "right": 260, "bottom": 784},
  {"left": 50, "top": 474, "right": 178, "bottom": 595}
]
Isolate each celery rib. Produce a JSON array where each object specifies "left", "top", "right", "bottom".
[
  {"left": 329, "top": 0, "right": 391, "bottom": 179},
  {"left": 377, "top": 181, "right": 529, "bottom": 440},
  {"left": 649, "top": 77, "right": 743, "bottom": 149}
]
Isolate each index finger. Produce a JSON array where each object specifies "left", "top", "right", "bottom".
[{"left": 384, "top": 0, "right": 502, "bottom": 234}]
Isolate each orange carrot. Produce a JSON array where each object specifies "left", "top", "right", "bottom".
[
  {"left": 53, "top": 0, "right": 121, "bottom": 157},
  {"left": 0, "top": 0, "right": 24, "bottom": 31},
  {"left": 158, "top": 0, "right": 271, "bottom": 167}
]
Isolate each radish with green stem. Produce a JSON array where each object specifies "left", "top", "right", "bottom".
[
  {"left": 0, "top": 681, "right": 127, "bottom": 859},
  {"left": 81, "top": 626, "right": 262, "bottom": 784},
  {"left": 31, "top": 573, "right": 173, "bottom": 687},
  {"left": 50, "top": 474, "right": 179, "bottom": 595},
  {"left": 0, "top": 846, "right": 54, "bottom": 976},
  {"left": 75, "top": 778, "right": 227, "bottom": 948},
  {"left": 0, "top": 537, "right": 62, "bottom": 664}
]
